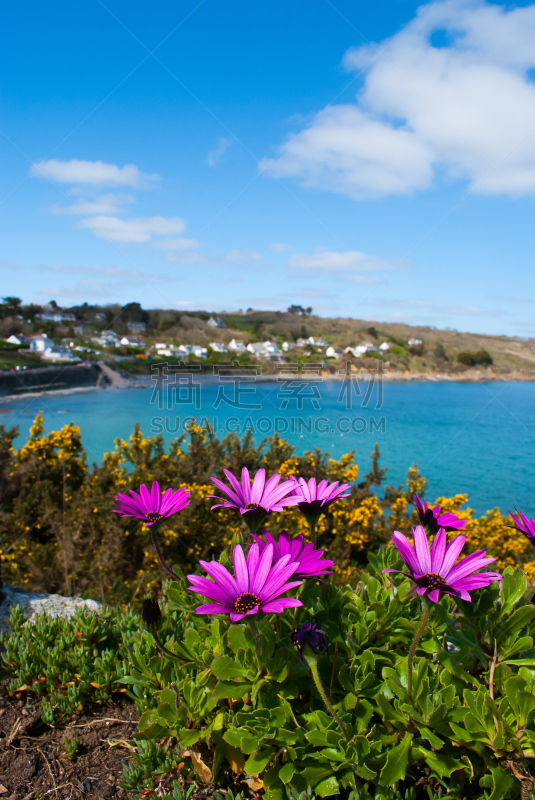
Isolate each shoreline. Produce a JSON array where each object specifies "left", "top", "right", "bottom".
[{"left": 0, "top": 368, "right": 534, "bottom": 404}]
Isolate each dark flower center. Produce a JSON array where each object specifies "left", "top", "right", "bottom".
[
  {"left": 243, "top": 502, "right": 262, "bottom": 511},
  {"left": 145, "top": 512, "right": 163, "bottom": 523},
  {"left": 418, "top": 572, "right": 448, "bottom": 590},
  {"left": 234, "top": 592, "right": 261, "bottom": 614}
]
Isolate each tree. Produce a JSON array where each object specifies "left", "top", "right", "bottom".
[
  {"left": 475, "top": 349, "right": 493, "bottom": 366},
  {"left": 2, "top": 296, "right": 22, "bottom": 309},
  {"left": 120, "top": 302, "right": 148, "bottom": 323},
  {"left": 457, "top": 352, "right": 476, "bottom": 367},
  {"left": 367, "top": 326, "right": 379, "bottom": 339},
  {"left": 434, "top": 342, "right": 447, "bottom": 360}
]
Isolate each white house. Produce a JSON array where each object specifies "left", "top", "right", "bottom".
[
  {"left": 228, "top": 339, "right": 246, "bottom": 352},
  {"left": 282, "top": 341, "right": 296, "bottom": 351},
  {"left": 43, "top": 346, "right": 81, "bottom": 362},
  {"left": 408, "top": 338, "right": 423, "bottom": 346},
  {"left": 209, "top": 342, "right": 229, "bottom": 353},
  {"left": 177, "top": 345, "right": 207, "bottom": 358},
  {"left": 207, "top": 317, "right": 226, "bottom": 328},
  {"left": 379, "top": 342, "right": 391, "bottom": 352},
  {"left": 326, "top": 346, "right": 344, "bottom": 358},
  {"left": 307, "top": 336, "right": 328, "bottom": 348},
  {"left": 120, "top": 335, "right": 146, "bottom": 348},
  {"left": 36, "top": 312, "right": 76, "bottom": 324},
  {"left": 345, "top": 342, "right": 378, "bottom": 358},
  {"left": 6, "top": 334, "right": 29, "bottom": 345},
  {"left": 29, "top": 334, "right": 54, "bottom": 352}
]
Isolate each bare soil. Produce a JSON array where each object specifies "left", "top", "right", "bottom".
[{"left": 0, "top": 678, "right": 140, "bottom": 800}]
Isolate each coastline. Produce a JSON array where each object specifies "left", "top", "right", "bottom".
[{"left": 0, "top": 367, "right": 534, "bottom": 405}]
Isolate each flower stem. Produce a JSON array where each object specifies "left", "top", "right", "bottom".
[
  {"left": 304, "top": 653, "right": 349, "bottom": 741},
  {"left": 152, "top": 630, "right": 184, "bottom": 662},
  {"left": 248, "top": 618, "right": 263, "bottom": 668},
  {"left": 407, "top": 597, "right": 431, "bottom": 701},
  {"left": 150, "top": 527, "right": 182, "bottom": 582}
]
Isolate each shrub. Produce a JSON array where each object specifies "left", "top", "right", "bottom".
[
  {"left": 475, "top": 349, "right": 493, "bottom": 366},
  {"left": 457, "top": 351, "right": 476, "bottom": 366}
]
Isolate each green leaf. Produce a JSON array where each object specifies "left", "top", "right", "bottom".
[
  {"left": 133, "top": 721, "right": 171, "bottom": 740},
  {"left": 228, "top": 624, "right": 250, "bottom": 653},
  {"left": 320, "top": 748, "right": 346, "bottom": 762},
  {"left": 278, "top": 762, "right": 295, "bottom": 783},
  {"left": 315, "top": 776, "right": 340, "bottom": 797},
  {"left": 244, "top": 748, "right": 273, "bottom": 775},
  {"left": 266, "top": 648, "right": 291, "bottom": 682},
  {"left": 415, "top": 747, "right": 464, "bottom": 779},
  {"left": 484, "top": 766, "right": 515, "bottom": 800},
  {"left": 433, "top": 635, "right": 481, "bottom": 687},
  {"left": 178, "top": 728, "right": 200, "bottom": 747},
  {"left": 156, "top": 702, "right": 177, "bottom": 726},
  {"left": 378, "top": 732, "right": 413, "bottom": 786},
  {"left": 212, "top": 680, "right": 251, "bottom": 700},
  {"left": 211, "top": 655, "right": 246, "bottom": 680}
]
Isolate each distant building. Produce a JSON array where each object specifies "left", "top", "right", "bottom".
[
  {"left": 344, "top": 342, "right": 378, "bottom": 358},
  {"left": 296, "top": 338, "right": 309, "bottom": 348},
  {"left": 281, "top": 341, "right": 296, "bottom": 351},
  {"left": 127, "top": 321, "right": 147, "bottom": 333},
  {"left": 35, "top": 312, "right": 76, "bottom": 324},
  {"left": 29, "top": 334, "right": 54, "bottom": 352},
  {"left": 379, "top": 342, "right": 391, "bottom": 351},
  {"left": 207, "top": 316, "right": 226, "bottom": 328},
  {"left": 228, "top": 339, "right": 246, "bottom": 352},
  {"left": 326, "top": 346, "right": 343, "bottom": 358},
  {"left": 95, "top": 330, "right": 120, "bottom": 347},
  {"left": 42, "top": 345, "right": 81, "bottom": 362},
  {"left": 95, "top": 312, "right": 107, "bottom": 322},
  {"left": 209, "top": 342, "right": 229, "bottom": 353},
  {"left": 247, "top": 341, "right": 279, "bottom": 358},
  {"left": 307, "top": 336, "right": 328, "bottom": 348},
  {"left": 74, "top": 324, "right": 91, "bottom": 335},
  {"left": 408, "top": 338, "right": 423, "bottom": 346},
  {"left": 120, "top": 335, "right": 146, "bottom": 348},
  {"left": 5, "top": 334, "right": 29, "bottom": 345}
]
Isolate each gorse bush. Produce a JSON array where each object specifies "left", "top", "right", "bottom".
[{"left": 0, "top": 416, "right": 533, "bottom": 610}]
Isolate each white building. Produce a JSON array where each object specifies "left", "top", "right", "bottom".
[
  {"left": 43, "top": 346, "right": 81, "bottom": 362},
  {"left": 120, "top": 336, "right": 146, "bottom": 348},
  {"left": 36, "top": 312, "right": 76, "bottom": 324},
  {"left": 207, "top": 316, "right": 226, "bottom": 328},
  {"left": 408, "top": 338, "right": 423, "bottom": 346},
  {"left": 177, "top": 345, "right": 207, "bottom": 358},
  {"left": 209, "top": 342, "right": 229, "bottom": 353},
  {"left": 228, "top": 339, "right": 246, "bottom": 352},
  {"left": 5, "top": 334, "right": 29, "bottom": 345},
  {"left": 95, "top": 330, "right": 120, "bottom": 347},
  {"left": 326, "top": 346, "right": 344, "bottom": 358},
  {"left": 345, "top": 342, "right": 378, "bottom": 358},
  {"left": 282, "top": 341, "right": 296, "bottom": 351},
  {"left": 29, "top": 334, "right": 54, "bottom": 352},
  {"left": 307, "top": 336, "right": 328, "bottom": 348},
  {"left": 247, "top": 341, "right": 279, "bottom": 358},
  {"left": 379, "top": 342, "right": 391, "bottom": 352}
]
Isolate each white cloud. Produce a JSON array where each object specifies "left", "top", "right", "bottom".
[
  {"left": 153, "top": 237, "right": 201, "bottom": 250},
  {"left": 78, "top": 215, "right": 186, "bottom": 243},
  {"left": 0, "top": 261, "right": 23, "bottom": 271},
  {"left": 49, "top": 193, "right": 135, "bottom": 216},
  {"left": 225, "top": 249, "right": 263, "bottom": 262},
  {"left": 270, "top": 242, "right": 293, "bottom": 253},
  {"left": 263, "top": 0, "right": 535, "bottom": 198},
  {"left": 207, "top": 138, "right": 233, "bottom": 167},
  {"left": 31, "top": 159, "right": 160, "bottom": 188},
  {"left": 289, "top": 250, "right": 404, "bottom": 272},
  {"left": 165, "top": 252, "right": 207, "bottom": 263}
]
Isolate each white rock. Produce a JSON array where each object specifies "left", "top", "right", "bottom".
[{"left": 0, "top": 583, "right": 102, "bottom": 638}]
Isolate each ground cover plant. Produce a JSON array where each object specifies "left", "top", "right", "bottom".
[{"left": 2, "top": 422, "right": 535, "bottom": 797}]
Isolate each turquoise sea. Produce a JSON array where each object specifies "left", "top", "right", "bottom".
[{"left": 1, "top": 379, "right": 535, "bottom": 516}]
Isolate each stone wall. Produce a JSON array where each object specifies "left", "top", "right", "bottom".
[{"left": 0, "top": 364, "right": 101, "bottom": 397}]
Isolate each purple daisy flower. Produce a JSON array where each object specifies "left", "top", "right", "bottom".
[
  {"left": 250, "top": 529, "right": 335, "bottom": 577},
  {"left": 187, "top": 543, "right": 303, "bottom": 623},
  {"left": 509, "top": 509, "right": 535, "bottom": 544},
  {"left": 292, "top": 621, "right": 329, "bottom": 663},
  {"left": 289, "top": 476, "right": 351, "bottom": 532},
  {"left": 413, "top": 494, "right": 467, "bottom": 534},
  {"left": 209, "top": 467, "right": 300, "bottom": 532},
  {"left": 382, "top": 525, "right": 501, "bottom": 603},
  {"left": 112, "top": 482, "right": 191, "bottom": 526}
]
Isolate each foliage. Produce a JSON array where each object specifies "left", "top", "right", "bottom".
[
  {"left": 117, "top": 558, "right": 535, "bottom": 798},
  {"left": 457, "top": 350, "right": 494, "bottom": 367},
  {"left": 0, "top": 603, "right": 142, "bottom": 722}
]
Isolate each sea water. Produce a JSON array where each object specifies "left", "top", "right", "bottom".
[{"left": 1, "top": 379, "right": 534, "bottom": 516}]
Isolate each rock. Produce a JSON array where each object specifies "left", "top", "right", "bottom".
[{"left": 0, "top": 583, "right": 102, "bottom": 638}]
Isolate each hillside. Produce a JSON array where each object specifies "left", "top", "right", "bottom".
[{"left": 1, "top": 299, "right": 535, "bottom": 378}]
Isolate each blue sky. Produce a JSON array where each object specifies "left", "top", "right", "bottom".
[{"left": 2, "top": 0, "right": 535, "bottom": 335}]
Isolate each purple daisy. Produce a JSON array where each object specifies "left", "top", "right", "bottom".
[
  {"left": 289, "top": 477, "right": 351, "bottom": 532},
  {"left": 250, "top": 529, "right": 335, "bottom": 577},
  {"left": 509, "top": 509, "right": 535, "bottom": 544},
  {"left": 382, "top": 525, "right": 501, "bottom": 603},
  {"left": 291, "top": 621, "right": 329, "bottom": 663},
  {"left": 413, "top": 494, "right": 467, "bottom": 534},
  {"left": 112, "top": 482, "right": 191, "bottom": 526},
  {"left": 209, "top": 467, "right": 300, "bottom": 532},
  {"left": 187, "top": 543, "right": 303, "bottom": 622}
]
